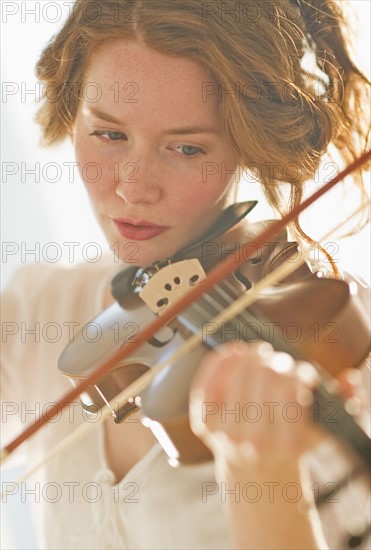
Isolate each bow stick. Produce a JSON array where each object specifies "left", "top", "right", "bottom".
[
  {"left": 1, "top": 149, "right": 370, "bottom": 465},
  {"left": 2, "top": 199, "right": 368, "bottom": 493}
]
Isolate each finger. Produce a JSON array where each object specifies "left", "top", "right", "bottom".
[
  {"left": 189, "top": 343, "right": 245, "bottom": 437},
  {"left": 337, "top": 368, "right": 366, "bottom": 417}
]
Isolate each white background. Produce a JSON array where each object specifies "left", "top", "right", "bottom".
[
  {"left": 1, "top": 1, "right": 370, "bottom": 549},
  {"left": 1, "top": 1, "right": 370, "bottom": 290}
]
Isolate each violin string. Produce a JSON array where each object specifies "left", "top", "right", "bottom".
[
  {"left": 180, "top": 279, "right": 266, "bottom": 348},
  {"left": 2, "top": 153, "right": 370, "bottom": 467},
  {"left": 1, "top": 202, "right": 369, "bottom": 494},
  {"left": 190, "top": 279, "right": 302, "bottom": 356},
  {"left": 2, "top": 204, "right": 367, "bottom": 478},
  {"left": 0, "top": 281, "right": 297, "bottom": 491},
  {"left": 189, "top": 283, "right": 371, "bottom": 523}
]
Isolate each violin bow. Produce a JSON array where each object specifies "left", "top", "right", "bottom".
[
  {"left": 3, "top": 199, "right": 369, "bottom": 491},
  {"left": 1, "top": 149, "right": 370, "bottom": 468}
]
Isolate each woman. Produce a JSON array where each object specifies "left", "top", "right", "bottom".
[{"left": 1, "top": 1, "right": 370, "bottom": 548}]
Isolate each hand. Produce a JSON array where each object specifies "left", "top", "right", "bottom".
[{"left": 189, "top": 341, "right": 326, "bottom": 470}]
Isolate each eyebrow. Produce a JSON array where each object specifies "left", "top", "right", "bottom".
[
  {"left": 88, "top": 107, "right": 219, "bottom": 135},
  {"left": 89, "top": 108, "right": 121, "bottom": 124}
]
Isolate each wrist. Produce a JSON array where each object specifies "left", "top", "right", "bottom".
[
  {"left": 214, "top": 456, "right": 327, "bottom": 550},
  {"left": 214, "top": 453, "right": 317, "bottom": 514}
]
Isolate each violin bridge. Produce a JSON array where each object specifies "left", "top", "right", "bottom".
[{"left": 138, "top": 259, "right": 206, "bottom": 315}]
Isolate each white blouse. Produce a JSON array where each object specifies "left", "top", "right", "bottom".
[
  {"left": 1, "top": 259, "right": 231, "bottom": 549},
  {"left": 1, "top": 259, "right": 369, "bottom": 549}
]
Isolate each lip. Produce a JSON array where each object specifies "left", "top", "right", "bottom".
[{"left": 112, "top": 218, "right": 169, "bottom": 241}]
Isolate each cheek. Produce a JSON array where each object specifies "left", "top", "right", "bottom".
[
  {"left": 74, "top": 140, "right": 113, "bottom": 200},
  {"left": 168, "top": 180, "right": 231, "bottom": 229},
  {"left": 176, "top": 172, "right": 233, "bottom": 209}
]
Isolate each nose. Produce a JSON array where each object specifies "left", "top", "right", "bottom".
[{"left": 115, "top": 156, "right": 162, "bottom": 205}]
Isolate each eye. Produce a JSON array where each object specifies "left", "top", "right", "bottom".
[
  {"left": 174, "top": 144, "right": 205, "bottom": 157},
  {"left": 89, "top": 130, "right": 126, "bottom": 141}
]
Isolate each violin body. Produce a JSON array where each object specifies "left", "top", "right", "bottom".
[
  {"left": 58, "top": 203, "right": 370, "bottom": 466},
  {"left": 58, "top": 202, "right": 259, "bottom": 424}
]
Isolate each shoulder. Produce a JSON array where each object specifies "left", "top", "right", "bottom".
[
  {"left": 0, "top": 257, "right": 121, "bottom": 425},
  {"left": 2, "top": 256, "right": 119, "bottom": 321}
]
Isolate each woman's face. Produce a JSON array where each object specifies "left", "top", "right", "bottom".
[{"left": 74, "top": 40, "right": 240, "bottom": 266}]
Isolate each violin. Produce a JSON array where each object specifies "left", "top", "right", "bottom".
[
  {"left": 57, "top": 200, "right": 370, "bottom": 469},
  {"left": 2, "top": 150, "right": 370, "bottom": 471}
]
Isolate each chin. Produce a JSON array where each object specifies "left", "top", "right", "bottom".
[{"left": 112, "top": 243, "right": 172, "bottom": 268}]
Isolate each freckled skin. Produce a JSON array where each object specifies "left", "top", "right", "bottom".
[
  {"left": 73, "top": 40, "right": 240, "bottom": 267},
  {"left": 73, "top": 40, "right": 352, "bottom": 550}
]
